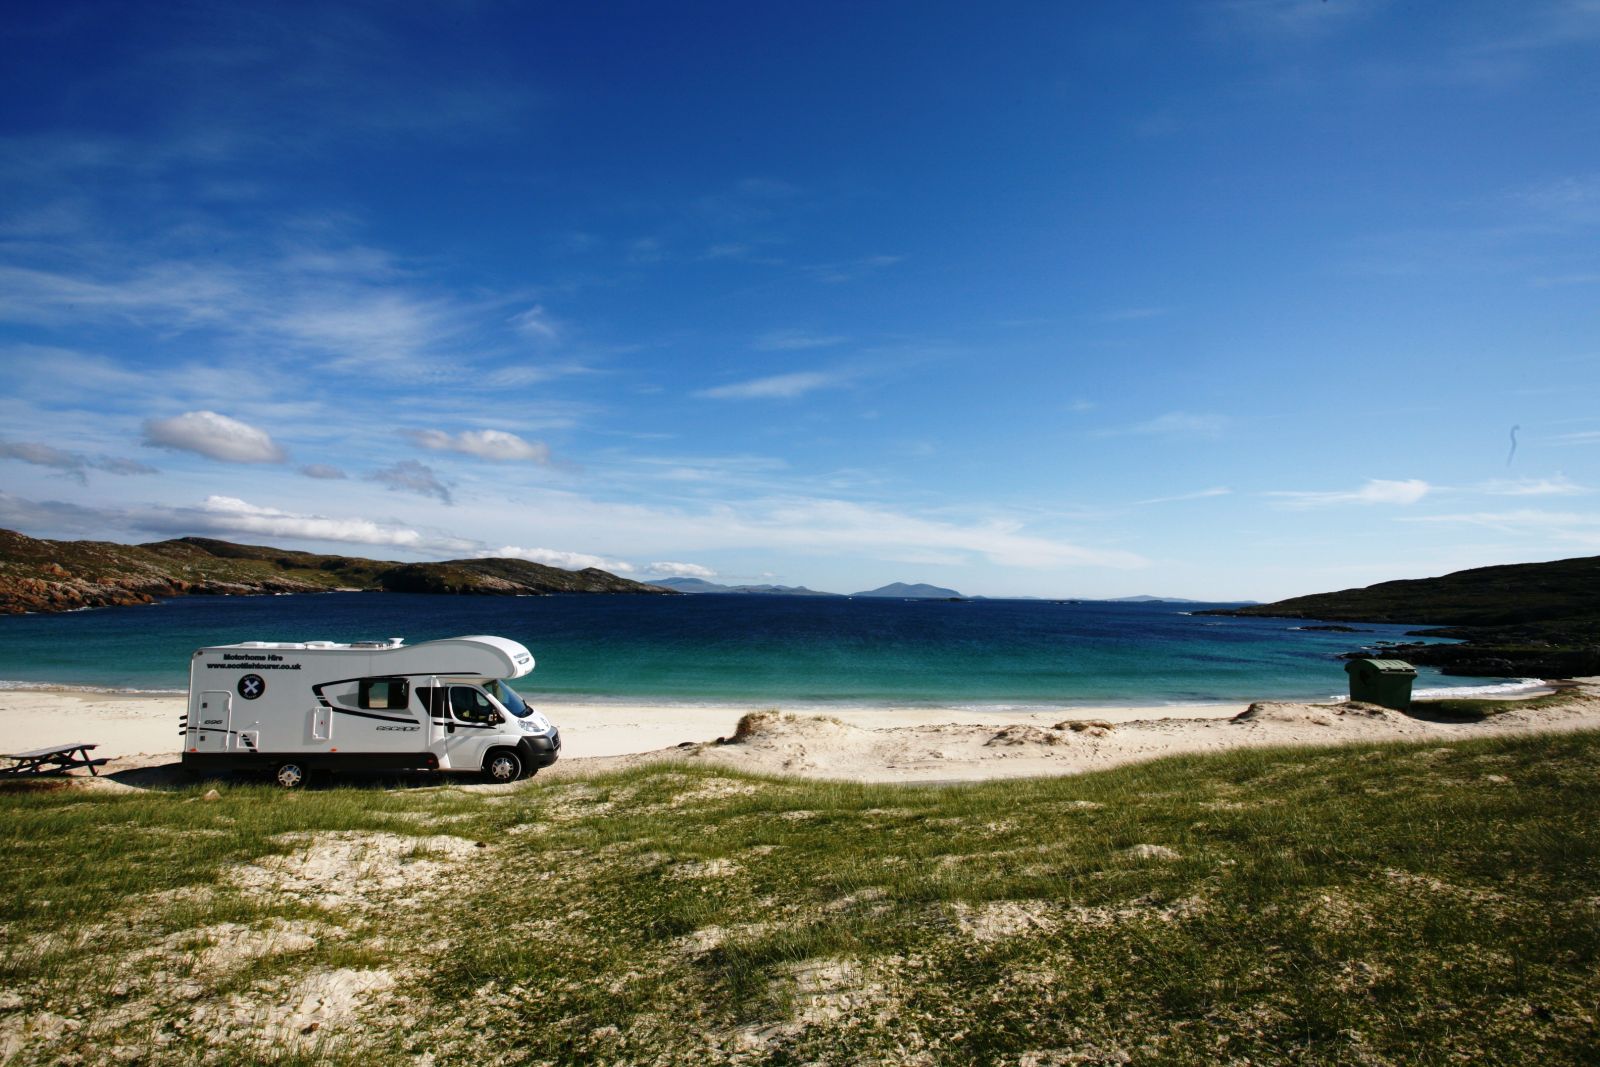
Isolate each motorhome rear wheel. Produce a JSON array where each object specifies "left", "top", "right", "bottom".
[{"left": 275, "top": 762, "right": 307, "bottom": 789}]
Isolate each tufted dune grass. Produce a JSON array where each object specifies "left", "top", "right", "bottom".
[{"left": 2, "top": 729, "right": 1598, "bottom": 1064}]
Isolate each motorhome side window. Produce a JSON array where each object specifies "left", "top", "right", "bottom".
[{"left": 358, "top": 678, "right": 410, "bottom": 710}]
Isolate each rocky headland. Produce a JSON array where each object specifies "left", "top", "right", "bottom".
[
  {"left": 1202, "top": 555, "right": 1600, "bottom": 678},
  {"left": 0, "top": 529, "right": 673, "bottom": 615}
]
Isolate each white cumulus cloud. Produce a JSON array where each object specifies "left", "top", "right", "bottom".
[
  {"left": 1269, "top": 479, "right": 1431, "bottom": 509},
  {"left": 483, "top": 545, "right": 635, "bottom": 573},
  {"left": 646, "top": 561, "right": 717, "bottom": 578},
  {"left": 142, "top": 411, "right": 286, "bottom": 464},
  {"left": 406, "top": 428, "right": 550, "bottom": 463}
]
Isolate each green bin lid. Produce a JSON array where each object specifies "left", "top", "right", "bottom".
[{"left": 1344, "top": 658, "right": 1416, "bottom": 675}]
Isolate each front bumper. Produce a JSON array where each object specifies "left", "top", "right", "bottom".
[{"left": 518, "top": 728, "right": 561, "bottom": 769}]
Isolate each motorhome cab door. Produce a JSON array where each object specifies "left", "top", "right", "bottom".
[{"left": 420, "top": 681, "right": 500, "bottom": 770}]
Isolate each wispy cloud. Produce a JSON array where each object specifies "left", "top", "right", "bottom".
[
  {"left": 1136, "top": 487, "right": 1233, "bottom": 506},
  {"left": 1405, "top": 508, "right": 1600, "bottom": 548},
  {"left": 300, "top": 464, "right": 348, "bottom": 480},
  {"left": 1519, "top": 173, "right": 1600, "bottom": 226},
  {"left": 509, "top": 304, "right": 561, "bottom": 344},
  {"left": 405, "top": 428, "right": 550, "bottom": 463},
  {"left": 0, "top": 491, "right": 126, "bottom": 537},
  {"left": 804, "top": 255, "right": 903, "bottom": 285},
  {"left": 142, "top": 411, "right": 286, "bottom": 464},
  {"left": 741, "top": 498, "right": 1149, "bottom": 570},
  {"left": 1097, "top": 306, "right": 1172, "bottom": 323},
  {"left": 485, "top": 362, "right": 595, "bottom": 388},
  {"left": 0, "top": 440, "right": 156, "bottom": 484},
  {"left": 1269, "top": 478, "right": 1431, "bottom": 508},
  {"left": 368, "top": 460, "right": 452, "bottom": 504},
  {"left": 1215, "top": 0, "right": 1383, "bottom": 40},
  {"left": 1477, "top": 475, "right": 1589, "bottom": 496},
  {"left": 697, "top": 371, "right": 848, "bottom": 400},
  {"left": 0, "top": 252, "right": 484, "bottom": 382},
  {"left": 1099, "top": 412, "right": 1230, "bottom": 439},
  {"left": 754, "top": 330, "right": 849, "bottom": 351}
]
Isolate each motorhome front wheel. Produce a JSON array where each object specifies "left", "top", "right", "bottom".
[
  {"left": 484, "top": 749, "right": 524, "bottom": 783},
  {"left": 274, "top": 762, "right": 307, "bottom": 789}
]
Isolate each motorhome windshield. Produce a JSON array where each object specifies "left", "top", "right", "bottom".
[{"left": 485, "top": 679, "right": 532, "bottom": 718}]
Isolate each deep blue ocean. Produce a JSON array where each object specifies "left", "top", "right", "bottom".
[{"left": 0, "top": 592, "right": 1532, "bottom": 708}]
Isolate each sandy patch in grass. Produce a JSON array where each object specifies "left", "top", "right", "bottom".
[
  {"left": 226, "top": 831, "right": 482, "bottom": 911},
  {"left": 951, "top": 900, "right": 1061, "bottom": 942},
  {"left": 1017, "top": 1046, "right": 1134, "bottom": 1065},
  {"left": 666, "top": 776, "right": 763, "bottom": 806},
  {"left": 1124, "top": 844, "right": 1182, "bottom": 861},
  {"left": 182, "top": 966, "right": 397, "bottom": 1050},
  {"left": 164, "top": 918, "right": 327, "bottom": 975},
  {"left": 670, "top": 857, "right": 741, "bottom": 879},
  {"left": 677, "top": 922, "right": 773, "bottom": 954}
]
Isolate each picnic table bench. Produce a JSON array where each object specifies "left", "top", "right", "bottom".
[{"left": 0, "top": 742, "right": 108, "bottom": 777}]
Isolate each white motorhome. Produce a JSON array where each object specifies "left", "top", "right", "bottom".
[{"left": 182, "top": 635, "right": 560, "bottom": 787}]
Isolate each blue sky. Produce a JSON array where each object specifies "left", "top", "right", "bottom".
[{"left": 2, "top": 1, "right": 1597, "bottom": 600}]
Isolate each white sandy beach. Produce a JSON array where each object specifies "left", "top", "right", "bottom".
[
  {"left": 0, "top": 688, "right": 1246, "bottom": 763},
  {"left": 4, "top": 681, "right": 1597, "bottom": 785}
]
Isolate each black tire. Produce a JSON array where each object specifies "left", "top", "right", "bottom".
[
  {"left": 274, "top": 762, "right": 308, "bottom": 789},
  {"left": 483, "top": 748, "right": 524, "bottom": 784}
]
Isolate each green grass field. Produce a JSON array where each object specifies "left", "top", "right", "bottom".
[{"left": 4, "top": 729, "right": 1599, "bottom": 1065}]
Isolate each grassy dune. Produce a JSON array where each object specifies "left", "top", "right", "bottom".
[{"left": 3, "top": 731, "right": 1599, "bottom": 1064}]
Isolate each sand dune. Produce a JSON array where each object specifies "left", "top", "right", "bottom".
[
  {"left": 3, "top": 682, "right": 1594, "bottom": 786},
  {"left": 553, "top": 685, "right": 1598, "bottom": 783}
]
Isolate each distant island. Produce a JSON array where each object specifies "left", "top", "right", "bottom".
[
  {"left": 1205, "top": 554, "right": 1600, "bottom": 678},
  {"left": 648, "top": 577, "right": 842, "bottom": 597},
  {"left": 850, "top": 582, "right": 964, "bottom": 599},
  {"left": 0, "top": 529, "right": 672, "bottom": 615}
]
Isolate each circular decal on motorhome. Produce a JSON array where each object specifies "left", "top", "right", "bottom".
[{"left": 237, "top": 674, "right": 266, "bottom": 700}]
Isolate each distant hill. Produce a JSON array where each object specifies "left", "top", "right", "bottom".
[
  {"left": 852, "top": 582, "right": 965, "bottom": 599},
  {"left": 1103, "top": 595, "right": 1205, "bottom": 604},
  {"left": 0, "top": 529, "right": 673, "bottom": 614},
  {"left": 1210, "top": 555, "right": 1600, "bottom": 678},
  {"left": 649, "top": 577, "right": 841, "bottom": 597}
]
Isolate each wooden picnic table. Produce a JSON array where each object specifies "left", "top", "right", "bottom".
[{"left": 0, "top": 742, "right": 108, "bottom": 777}]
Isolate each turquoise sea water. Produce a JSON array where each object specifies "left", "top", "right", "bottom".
[{"left": 0, "top": 592, "right": 1531, "bottom": 708}]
